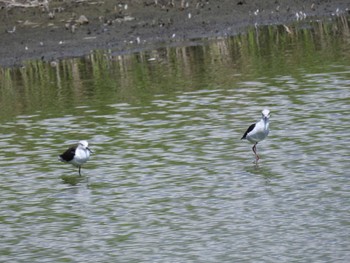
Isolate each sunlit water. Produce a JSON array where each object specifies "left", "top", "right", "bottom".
[{"left": 0, "top": 18, "right": 350, "bottom": 262}]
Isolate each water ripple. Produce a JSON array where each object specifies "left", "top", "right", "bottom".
[{"left": 1, "top": 47, "right": 350, "bottom": 263}]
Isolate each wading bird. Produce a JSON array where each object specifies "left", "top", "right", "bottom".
[
  {"left": 241, "top": 109, "right": 270, "bottom": 162},
  {"left": 59, "top": 140, "right": 92, "bottom": 175}
]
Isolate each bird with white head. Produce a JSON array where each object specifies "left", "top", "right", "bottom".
[
  {"left": 241, "top": 109, "right": 270, "bottom": 162},
  {"left": 59, "top": 140, "right": 92, "bottom": 175}
]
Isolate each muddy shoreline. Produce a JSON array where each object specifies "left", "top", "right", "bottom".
[{"left": 1, "top": 0, "right": 349, "bottom": 68}]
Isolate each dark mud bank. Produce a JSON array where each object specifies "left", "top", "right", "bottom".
[{"left": 0, "top": 0, "right": 349, "bottom": 67}]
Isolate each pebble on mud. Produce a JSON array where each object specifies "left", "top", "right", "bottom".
[{"left": 76, "top": 15, "right": 89, "bottom": 25}]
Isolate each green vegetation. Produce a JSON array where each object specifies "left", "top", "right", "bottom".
[{"left": 0, "top": 16, "right": 349, "bottom": 120}]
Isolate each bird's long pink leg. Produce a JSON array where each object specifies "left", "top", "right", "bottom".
[{"left": 252, "top": 143, "right": 260, "bottom": 162}]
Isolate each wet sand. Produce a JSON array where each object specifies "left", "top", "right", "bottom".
[{"left": 1, "top": 0, "right": 349, "bottom": 67}]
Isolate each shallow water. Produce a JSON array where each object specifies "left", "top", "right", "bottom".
[{"left": 0, "top": 18, "right": 350, "bottom": 262}]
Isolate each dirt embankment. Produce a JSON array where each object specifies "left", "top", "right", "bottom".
[{"left": 0, "top": 0, "right": 349, "bottom": 67}]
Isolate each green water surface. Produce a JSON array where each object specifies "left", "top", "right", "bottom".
[{"left": 0, "top": 16, "right": 349, "bottom": 262}]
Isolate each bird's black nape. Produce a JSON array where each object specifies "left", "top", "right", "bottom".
[{"left": 241, "top": 123, "right": 256, "bottom": 139}]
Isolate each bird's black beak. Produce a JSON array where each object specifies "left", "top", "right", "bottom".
[
  {"left": 263, "top": 114, "right": 270, "bottom": 120},
  {"left": 87, "top": 147, "right": 93, "bottom": 153}
]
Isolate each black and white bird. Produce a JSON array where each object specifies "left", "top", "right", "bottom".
[
  {"left": 241, "top": 109, "right": 270, "bottom": 162},
  {"left": 59, "top": 140, "right": 92, "bottom": 175}
]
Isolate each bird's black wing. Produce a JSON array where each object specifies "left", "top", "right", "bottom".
[
  {"left": 241, "top": 123, "right": 255, "bottom": 139},
  {"left": 59, "top": 146, "right": 76, "bottom": 162}
]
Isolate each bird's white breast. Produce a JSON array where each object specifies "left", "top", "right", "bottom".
[
  {"left": 246, "top": 120, "right": 269, "bottom": 143},
  {"left": 70, "top": 146, "right": 90, "bottom": 166}
]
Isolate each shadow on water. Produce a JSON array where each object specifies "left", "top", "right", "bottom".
[
  {"left": 60, "top": 174, "right": 87, "bottom": 186},
  {"left": 243, "top": 162, "right": 281, "bottom": 182}
]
